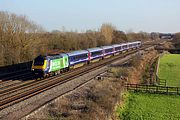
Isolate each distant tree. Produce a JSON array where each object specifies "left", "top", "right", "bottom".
[
  {"left": 51, "top": 30, "right": 61, "bottom": 33},
  {"left": 126, "top": 28, "right": 134, "bottom": 34},
  {"left": 173, "top": 33, "right": 180, "bottom": 48},
  {"left": 126, "top": 31, "right": 150, "bottom": 42},
  {"left": 150, "top": 32, "right": 160, "bottom": 40},
  {"left": 112, "top": 30, "right": 128, "bottom": 44},
  {"left": 100, "top": 23, "right": 116, "bottom": 45},
  {"left": 0, "top": 11, "right": 46, "bottom": 66}
]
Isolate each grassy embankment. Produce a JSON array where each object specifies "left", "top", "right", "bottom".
[
  {"left": 117, "top": 54, "right": 180, "bottom": 120},
  {"left": 117, "top": 92, "right": 180, "bottom": 120},
  {"left": 158, "top": 54, "right": 180, "bottom": 86}
]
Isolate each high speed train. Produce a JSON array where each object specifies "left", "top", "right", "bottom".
[{"left": 31, "top": 41, "right": 141, "bottom": 78}]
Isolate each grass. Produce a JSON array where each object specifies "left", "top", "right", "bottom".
[
  {"left": 117, "top": 92, "right": 180, "bottom": 120},
  {"left": 158, "top": 54, "right": 180, "bottom": 86}
]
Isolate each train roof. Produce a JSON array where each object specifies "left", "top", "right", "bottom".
[
  {"left": 100, "top": 46, "right": 113, "bottom": 49},
  {"left": 66, "top": 50, "right": 88, "bottom": 56},
  {"left": 119, "top": 41, "right": 141, "bottom": 46},
  {"left": 86, "top": 47, "right": 103, "bottom": 52},
  {"left": 112, "top": 44, "right": 123, "bottom": 47},
  {"left": 130, "top": 41, "right": 141, "bottom": 44},
  {"left": 126, "top": 42, "right": 135, "bottom": 45},
  {"left": 59, "top": 53, "right": 68, "bottom": 57},
  {"left": 34, "top": 55, "right": 46, "bottom": 60},
  {"left": 120, "top": 43, "right": 128, "bottom": 46},
  {"left": 47, "top": 54, "right": 62, "bottom": 59}
]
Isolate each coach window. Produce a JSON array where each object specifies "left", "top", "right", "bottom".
[{"left": 92, "top": 51, "right": 101, "bottom": 56}]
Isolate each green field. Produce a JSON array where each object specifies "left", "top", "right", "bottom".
[
  {"left": 158, "top": 54, "right": 180, "bottom": 86},
  {"left": 117, "top": 92, "right": 180, "bottom": 120}
]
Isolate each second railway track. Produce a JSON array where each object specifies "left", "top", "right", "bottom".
[{"left": 0, "top": 71, "right": 33, "bottom": 87}]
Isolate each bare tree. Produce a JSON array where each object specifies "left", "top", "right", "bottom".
[
  {"left": 0, "top": 11, "right": 46, "bottom": 66},
  {"left": 112, "top": 30, "right": 128, "bottom": 44},
  {"left": 100, "top": 23, "right": 116, "bottom": 45}
]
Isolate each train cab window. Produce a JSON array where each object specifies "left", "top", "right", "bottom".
[{"left": 34, "top": 56, "right": 45, "bottom": 66}]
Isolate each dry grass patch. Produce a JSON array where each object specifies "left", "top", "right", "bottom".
[{"left": 28, "top": 75, "right": 124, "bottom": 120}]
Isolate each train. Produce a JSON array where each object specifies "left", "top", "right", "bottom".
[{"left": 31, "top": 41, "right": 142, "bottom": 79}]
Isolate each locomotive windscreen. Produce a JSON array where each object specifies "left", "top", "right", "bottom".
[{"left": 34, "top": 55, "right": 45, "bottom": 66}]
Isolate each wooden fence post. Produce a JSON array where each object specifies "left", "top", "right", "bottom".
[
  {"left": 136, "top": 84, "right": 138, "bottom": 92},
  {"left": 165, "top": 80, "right": 167, "bottom": 86},
  {"left": 156, "top": 86, "right": 158, "bottom": 93},
  {"left": 146, "top": 85, "right": 148, "bottom": 92},
  {"left": 166, "top": 87, "right": 168, "bottom": 94},
  {"left": 177, "top": 88, "right": 179, "bottom": 95}
]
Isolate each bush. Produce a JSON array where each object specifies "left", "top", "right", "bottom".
[
  {"left": 111, "top": 67, "right": 129, "bottom": 78},
  {"left": 129, "top": 55, "right": 141, "bottom": 68}
]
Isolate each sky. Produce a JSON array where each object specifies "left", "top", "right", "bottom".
[{"left": 0, "top": 0, "right": 180, "bottom": 33}]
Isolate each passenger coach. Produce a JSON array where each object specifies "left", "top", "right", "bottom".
[
  {"left": 87, "top": 47, "right": 103, "bottom": 63},
  {"left": 101, "top": 46, "right": 114, "bottom": 58},
  {"left": 66, "top": 50, "right": 89, "bottom": 69},
  {"left": 112, "top": 44, "right": 123, "bottom": 55}
]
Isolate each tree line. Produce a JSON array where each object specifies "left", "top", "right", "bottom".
[
  {"left": 0, "top": 11, "right": 152, "bottom": 67},
  {"left": 173, "top": 33, "right": 180, "bottom": 48}
]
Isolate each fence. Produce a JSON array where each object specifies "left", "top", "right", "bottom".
[
  {"left": 126, "top": 84, "right": 180, "bottom": 95},
  {"left": 153, "top": 55, "right": 167, "bottom": 86}
]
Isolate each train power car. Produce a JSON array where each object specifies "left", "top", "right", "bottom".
[{"left": 31, "top": 54, "right": 69, "bottom": 78}]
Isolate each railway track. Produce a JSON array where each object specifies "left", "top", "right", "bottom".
[
  {"left": 0, "top": 67, "right": 90, "bottom": 99},
  {"left": 0, "top": 70, "right": 32, "bottom": 84},
  {"left": 0, "top": 69, "right": 30, "bottom": 80},
  {"left": 0, "top": 72, "right": 33, "bottom": 88},
  {"left": 0, "top": 45, "right": 153, "bottom": 111}
]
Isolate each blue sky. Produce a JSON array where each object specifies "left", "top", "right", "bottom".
[{"left": 0, "top": 0, "right": 180, "bottom": 33}]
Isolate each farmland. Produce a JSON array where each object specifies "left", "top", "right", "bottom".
[
  {"left": 158, "top": 54, "right": 180, "bottom": 86},
  {"left": 117, "top": 92, "right": 180, "bottom": 120}
]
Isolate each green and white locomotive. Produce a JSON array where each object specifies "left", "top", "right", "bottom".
[{"left": 31, "top": 54, "right": 69, "bottom": 78}]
